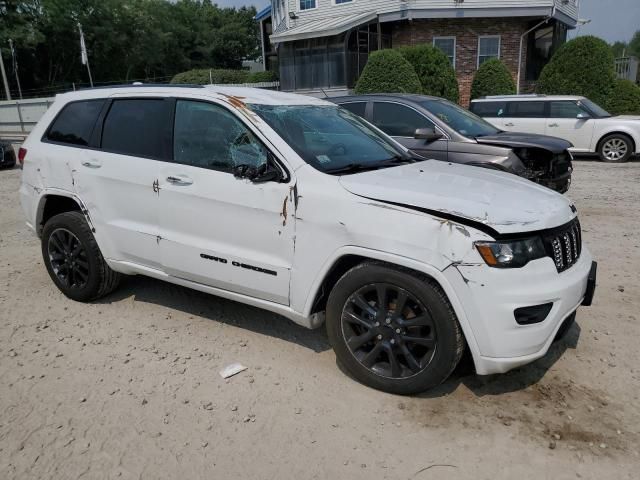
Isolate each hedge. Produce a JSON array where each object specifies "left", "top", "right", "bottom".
[
  {"left": 470, "top": 58, "right": 516, "bottom": 99},
  {"left": 536, "top": 36, "right": 616, "bottom": 107},
  {"left": 398, "top": 44, "right": 459, "bottom": 102},
  {"left": 170, "top": 68, "right": 250, "bottom": 85},
  {"left": 606, "top": 79, "right": 640, "bottom": 116},
  {"left": 354, "top": 49, "right": 422, "bottom": 95},
  {"left": 246, "top": 70, "right": 279, "bottom": 83}
]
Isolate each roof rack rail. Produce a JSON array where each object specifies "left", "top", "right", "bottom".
[
  {"left": 78, "top": 83, "right": 205, "bottom": 91},
  {"left": 479, "top": 94, "right": 546, "bottom": 100}
]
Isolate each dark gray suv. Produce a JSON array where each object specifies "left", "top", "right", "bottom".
[{"left": 331, "top": 94, "right": 573, "bottom": 193}]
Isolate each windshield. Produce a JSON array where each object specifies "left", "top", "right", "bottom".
[
  {"left": 249, "top": 104, "right": 410, "bottom": 173},
  {"left": 422, "top": 99, "right": 500, "bottom": 138},
  {"left": 580, "top": 99, "right": 611, "bottom": 118}
]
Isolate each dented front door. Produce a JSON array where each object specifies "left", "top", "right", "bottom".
[{"left": 157, "top": 98, "right": 295, "bottom": 305}]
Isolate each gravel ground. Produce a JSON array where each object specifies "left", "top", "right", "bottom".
[{"left": 1, "top": 160, "right": 639, "bottom": 479}]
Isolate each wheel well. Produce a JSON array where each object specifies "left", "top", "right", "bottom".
[
  {"left": 309, "top": 255, "right": 445, "bottom": 315},
  {"left": 597, "top": 132, "right": 636, "bottom": 153},
  {"left": 39, "top": 195, "right": 82, "bottom": 233}
]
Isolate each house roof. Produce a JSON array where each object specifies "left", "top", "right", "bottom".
[
  {"left": 254, "top": 5, "right": 271, "bottom": 22},
  {"left": 270, "top": 11, "right": 378, "bottom": 43}
]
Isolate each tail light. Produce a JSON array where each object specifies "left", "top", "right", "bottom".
[{"left": 18, "top": 147, "right": 27, "bottom": 167}]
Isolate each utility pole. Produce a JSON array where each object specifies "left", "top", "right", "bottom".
[
  {"left": 8, "top": 39, "right": 22, "bottom": 99},
  {"left": 0, "top": 47, "right": 11, "bottom": 100},
  {"left": 78, "top": 23, "right": 94, "bottom": 87}
]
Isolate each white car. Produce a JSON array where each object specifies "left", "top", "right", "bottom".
[
  {"left": 470, "top": 95, "right": 640, "bottom": 163},
  {"left": 19, "top": 86, "right": 596, "bottom": 394}
]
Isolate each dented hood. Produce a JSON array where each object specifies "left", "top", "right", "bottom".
[
  {"left": 475, "top": 131, "right": 572, "bottom": 153},
  {"left": 339, "top": 160, "right": 576, "bottom": 236}
]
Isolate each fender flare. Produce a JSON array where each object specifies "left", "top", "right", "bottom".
[{"left": 35, "top": 188, "right": 95, "bottom": 236}]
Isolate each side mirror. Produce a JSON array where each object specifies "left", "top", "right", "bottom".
[
  {"left": 576, "top": 112, "right": 590, "bottom": 120},
  {"left": 414, "top": 127, "right": 444, "bottom": 142},
  {"left": 233, "top": 162, "right": 283, "bottom": 183}
]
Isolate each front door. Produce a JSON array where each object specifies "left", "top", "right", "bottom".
[
  {"left": 158, "top": 99, "right": 295, "bottom": 305},
  {"left": 546, "top": 100, "right": 595, "bottom": 152},
  {"left": 370, "top": 101, "right": 448, "bottom": 161}
]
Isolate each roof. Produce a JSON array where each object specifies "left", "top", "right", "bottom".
[
  {"left": 472, "top": 95, "right": 585, "bottom": 102},
  {"left": 270, "top": 11, "right": 377, "bottom": 43},
  {"left": 254, "top": 5, "right": 271, "bottom": 22},
  {"left": 331, "top": 93, "right": 444, "bottom": 103},
  {"left": 57, "top": 85, "right": 334, "bottom": 107}
]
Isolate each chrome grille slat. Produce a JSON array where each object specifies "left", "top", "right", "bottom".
[{"left": 544, "top": 219, "right": 582, "bottom": 273}]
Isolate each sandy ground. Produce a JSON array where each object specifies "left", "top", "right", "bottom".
[{"left": 1, "top": 160, "right": 639, "bottom": 480}]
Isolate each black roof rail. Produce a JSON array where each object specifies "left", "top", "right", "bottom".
[{"left": 77, "top": 83, "right": 205, "bottom": 91}]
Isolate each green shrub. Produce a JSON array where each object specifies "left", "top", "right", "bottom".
[
  {"left": 354, "top": 49, "right": 422, "bottom": 95},
  {"left": 470, "top": 58, "right": 516, "bottom": 100},
  {"left": 536, "top": 36, "right": 616, "bottom": 107},
  {"left": 398, "top": 44, "right": 459, "bottom": 102},
  {"left": 606, "top": 79, "right": 640, "bottom": 115},
  {"left": 246, "top": 70, "right": 279, "bottom": 83},
  {"left": 170, "top": 68, "right": 249, "bottom": 85}
]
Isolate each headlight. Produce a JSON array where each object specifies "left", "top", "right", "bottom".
[{"left": 475, "top": 237, "right": 546, "bottom": 268}]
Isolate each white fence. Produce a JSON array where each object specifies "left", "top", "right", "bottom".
[{"left": 0, "top": 97, "right": 55, "bottom": 139}]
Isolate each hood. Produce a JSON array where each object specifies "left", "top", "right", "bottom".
[
  {"left": 339, "top": 160, "right": 576, "bottom": 236},
  {"left": 475, "top": 131, "right": 572, "bottom": 153}
]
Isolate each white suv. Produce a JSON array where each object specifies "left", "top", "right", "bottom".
[
  {"left": 19, "top": 86, "right": 597, "bottom": 394},
  {"left": 471, "top": 95, "right": 640, "bottom": 163}
]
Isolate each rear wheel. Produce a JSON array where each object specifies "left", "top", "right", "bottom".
[
  {"left": 326, "top": 262, "right": 464, "bottom": 395},
  {"left": 41, "top": 211, "right": 121, "bottom": 302},
  {"left": 598, "top": 134, "right": 633, "bottom": 163}
]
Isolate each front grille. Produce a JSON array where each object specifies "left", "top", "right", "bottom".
[{"left": 543, "top": 219, "right": 582, "bottom": 272}]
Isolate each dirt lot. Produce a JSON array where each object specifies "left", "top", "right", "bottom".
[{"left": 1, "top": 160, "right": 639, "bottom": 479}]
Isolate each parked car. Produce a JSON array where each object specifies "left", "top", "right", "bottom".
[
  {"left": 331, "top": 94, "right": 573, "bottom": 193},
  {"left": 470, "top": 95, "right": 640, "bottom": 163},
  {"left": 19, "top": 86, "right": 596, "bottom": 394},
  {"left": 0, "top": 141, "right": 16, "bottom": 169}
]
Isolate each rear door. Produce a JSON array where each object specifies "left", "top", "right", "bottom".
[
  {"left": 69, "top": 97, "right": 171, "bottom": 269},
  {"left": 503, "top": 101, "right": 547, "bottom": 134},
  {"left": 370, "top": 101, "right": 448, "bottom": 161},
  {"left": 157, "top": 98, "right": 295, "bottom": 305},
  {"left": 546, "top": 100, "right": 595, "bottom": 151}
]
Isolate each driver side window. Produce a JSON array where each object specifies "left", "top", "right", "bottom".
[
  {"left": 549, "top": 101, "right": 589, "bottom": 119},
  {"left": 372, "top": 102, "right": 434, "bottom": 137},
  {"left": 173, "top": 100, "right": 268, "bottom": 172}
]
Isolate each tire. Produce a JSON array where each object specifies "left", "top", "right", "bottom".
[
  {"left": 326, "top": 262, "right": 465, "bottom": 395},
  {"left": 41, "top": 211, "right": 121, "bottom": 302},
  {"left": 598, "top": 134, "right": 633, "bottom": 163}
]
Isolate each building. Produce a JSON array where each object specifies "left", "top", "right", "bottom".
[{"left": 256, "top": 0, "right": 580, "bottom": 105}]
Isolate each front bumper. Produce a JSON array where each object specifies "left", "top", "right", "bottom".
[{"left": 443, "top": 247, "right": 595, "bottom": 375}]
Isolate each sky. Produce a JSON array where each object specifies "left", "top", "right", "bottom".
[{"left": 219, "top": 0, "right": 639, "bottom": 44}]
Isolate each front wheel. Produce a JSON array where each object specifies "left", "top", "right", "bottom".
[
  {"left": 326, "top": 262, "right": 465, "bottom": 395},
  {"left": 598, "top": 134, "right": 633, "bottom": 163},
  {"left": 41, "top": 211, "right": 121, "bottom": 302}
]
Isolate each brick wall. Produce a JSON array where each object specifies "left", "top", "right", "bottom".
[{"left": 392, "top": 18, "right": 532, "bottom": 106}]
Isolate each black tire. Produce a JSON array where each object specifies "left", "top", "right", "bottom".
[
  {"left": 598, "top": 134, "right": 633, "bottom": 163},
  {"left": 41, "top": 211, "right": 121, "bottom": 302},
  {"left": 326, "top": 262, "right": 465, "bottom": 395}
]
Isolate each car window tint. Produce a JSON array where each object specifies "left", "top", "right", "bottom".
[
  {"left": 371, "top": 102, "right": 433, "bottom": 137},
  {"left": 549, "top": 101, "right": 587, "bottom": 119},
  {"left": 101, "top": 99, "right": 172, "bottom": 159},
  {"left": 506, "top": 101, "right": 546, "bottom": 118},
  {"left": 47, "top": 100, "right": 105, "bottom": 146},
  {"left": 339, "top": 102, "right": 367, "bottom": 118},
  {"left": 173, "top": 100, "right": 268, "bottom": 172},
  {"left": 470, "top": 101, "right": 506, "bottom": 118}
]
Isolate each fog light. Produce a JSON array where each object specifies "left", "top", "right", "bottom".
[{"left": 514, "top": 303, "right": 553, "bottom": 325}]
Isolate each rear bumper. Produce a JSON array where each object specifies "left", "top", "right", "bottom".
[{"left": 443, "top": 248, "right": 594, "bottom": 375}]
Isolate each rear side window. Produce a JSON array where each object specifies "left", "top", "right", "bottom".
[
  {"left": 339, "top": 102, "right": 367, "bottom": 118},
  {"left": 46, "top": 100, "right": 105, "bottom": 146},
  {"left": 101, "top": 99, "right": 173, "bottom": 159},
  {"left": 506, "top": 101, "right": 547, "bottom": 118},
  {"left": 372, "top": 102, "right": 434, "bottom": 137},
  {"left": 470, "top": 101, "right": 506, "bottom": 118}
]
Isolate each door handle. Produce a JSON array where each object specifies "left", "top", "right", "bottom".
[
  {"left": 504, "top": 122, "right": 515, "bottom": 127},
  {"left": 549, "top": 123, "right": 559, "bottom": 127},
  {"left": 81, "top": 160, "right": 102, "bottom": 169},
  {"left": 166, "top": 175, "right": 193, "bottom": 186}
]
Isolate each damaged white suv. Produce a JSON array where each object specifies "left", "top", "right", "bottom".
[{"left": 20, "top": 86, "right": 597, "bottom": 394}]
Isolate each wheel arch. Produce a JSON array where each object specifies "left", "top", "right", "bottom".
[
  {"left": 596, "top": 130, "right": 637, "bottom": 155},
  {"left": 36, "top": 191, "right": 92, "bottom": 237}
]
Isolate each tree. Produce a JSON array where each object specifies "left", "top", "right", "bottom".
[
  {"left": 398, "top": 44, "right": 459, "bottom": 102},
  {"left": 536, "top": 36, "right": 616, "bottom": 107},
  {"left": 606, "top": 79, "right": 640, "bottom": 116},
  {"left": 354, "top": 49, "right": 422, "bottom": 95},
  {"left": 470, "top": 58, "right": 516, "bottom": 100},
  {"left": 628, "top": 30, "right": 640, "bottom": 58},
  {"left": 611, "top": 41, "right": 628, "bottom": 59}
]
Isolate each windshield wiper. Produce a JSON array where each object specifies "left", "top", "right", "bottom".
[{"left": 324, "top": 156, "right": 415, "bottom": 175}]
